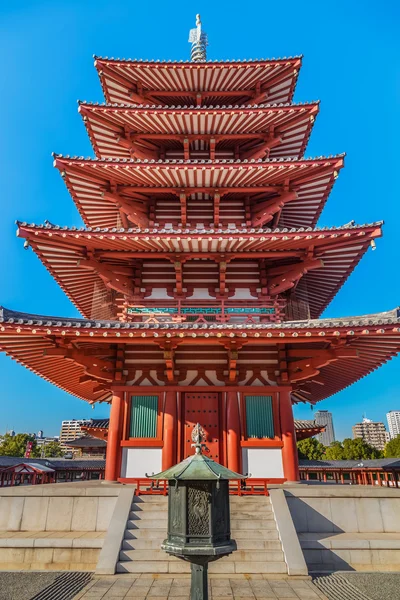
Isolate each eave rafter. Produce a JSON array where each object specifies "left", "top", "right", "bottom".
[
  {"left": 16, "top": 221, "right": 382, "bottom": 320},
  {"left": 79, "top": 102, "right": 319, "bottom": 162},
  {"left": 287, "top": 347, "right": 359, "bottom": 382},
  {"left": 95, "top": 57, "right": 302, "bottom": 106},
  {"left": 1, "top": 306, "right": 399, "bottom": 404},
  {"left": 53, "top": 155, "right": 344, "bottom": 230},
  {"left": 267, "top": 258, "right": 323, "bottom": 295},
  {"left": 43, "top": 346, "right": 115, "bottom": 382}
]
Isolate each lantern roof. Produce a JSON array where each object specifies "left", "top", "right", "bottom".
[{"left": 149, "top": 424, "right": 246, "bottom": 480}]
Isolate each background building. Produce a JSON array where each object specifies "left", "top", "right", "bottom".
[
  {"left": 314, "top": 410, "right": 335, "bottom": 446},
  {"left": 387, "top": 411, "right": 400, "bottom": 439},
  {"left": 59, "top": 419, "right": 91, "bottom": 449},
  {"left": 352, "top": 418, "right": 387, "bottom": 451}
]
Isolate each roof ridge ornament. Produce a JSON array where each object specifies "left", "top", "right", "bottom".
[{"left": 189, "top": 14, "right": 208, "bottom": 62}]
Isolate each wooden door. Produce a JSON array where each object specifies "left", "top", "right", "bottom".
[{"left": 183, "top": 392, "right": 220, "bottom": 461}]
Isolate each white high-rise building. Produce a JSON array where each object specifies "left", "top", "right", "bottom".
[
  {"left": 387, "top": 411, "right": 400, "bottom": 439},
  {"left": 314, "top": 410, "right": 335, "bottom": 446},
  {"left": 352, "top": 418, "right": 387, "bottom": 451},
  {"left": 59, "top": 419, "right": 91, "bottom": 449}
]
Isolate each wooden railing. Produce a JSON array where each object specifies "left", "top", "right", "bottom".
[
  {"left": 124, "top": 299, "right": 285, "bottom": 324},
  {"left": 118, "top": 477, "right": 286, "bottom": 496}
]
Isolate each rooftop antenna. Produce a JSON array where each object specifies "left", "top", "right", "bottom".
[{"left": 188, "top": 14, "right": 208, "bottom": 62}]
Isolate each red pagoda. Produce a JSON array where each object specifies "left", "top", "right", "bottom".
[{"left": 1, "top": 16, "right": 399, "bottom": 485}]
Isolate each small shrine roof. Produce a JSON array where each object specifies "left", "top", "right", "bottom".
[
  {"left": 0, "top": 306, "right": 399, "bottom": 405},
  {"left": 294, "top": 419, "right": 324, "bottom": 430},
  {"left": 94, "top": 56, "right": 302, "bottom": 106},
  {"left": 149, "top": 450, "right": 245, "bottom": 480},
  {"left": 53, "top": 155, "right": 344, "bottom": 230},
  {"left": 294, "top": 419, "right": 326, "bottom": 441},
  {"left": 79, "top": 101, "right": 319, "bottom": 161},
  {"left": 17, "top": 221, "right": 382, "bottom": 321},
  {"left": 65, "top": 436, "right": 106, "bottom": 448}
]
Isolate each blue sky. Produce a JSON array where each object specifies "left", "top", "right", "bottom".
[{"left": 0, "top": 1, "right": 399, "bottom": 438}]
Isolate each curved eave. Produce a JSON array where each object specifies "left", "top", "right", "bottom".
[
  {"left": 94, "top": 56, "right": 302, "bottom": 106},
  {"left": 17, "top": 222, "right": 382, "bottom": 321},
  {"left": 78, "top": 101, "right": 319, "bottom": 161},
  {"left": 0, "top": 306, "right": 399, "bottom": 405},
  {"left": 53, "top": 155, "right": 344, "bottom": 231},
  {"left": 0, "top": 327, "right": 111, "bottom": 404}
]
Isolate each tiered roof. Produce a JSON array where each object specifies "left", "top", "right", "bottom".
[
  {"left": 18, "top": 221, "right": 382, "bottom": 320},
  {"left": 79, "top": 101, "right": 319, "bottom": 160},
  {"left": 53, "top": 154, "right": 343, "bottom": 230},
  {"left": 1, "top": 29, "right": 396, "bottom": 409},
  {"left": 1, "top": 306, "right": 399, "bottom": 405},
  {"left": 94, "top": 56, "right": 302, "bottom": 106}
]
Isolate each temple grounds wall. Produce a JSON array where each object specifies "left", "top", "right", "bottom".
[
  {"left": 0, "top": 482, "right": 121, "bottom": 571},
  {"left": 283, "top": 485, "right": 400, "bottom": 571}
]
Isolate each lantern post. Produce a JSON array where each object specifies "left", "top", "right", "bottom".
[{"left": 148, "top": 424, "right": 246, "bottom": 600}]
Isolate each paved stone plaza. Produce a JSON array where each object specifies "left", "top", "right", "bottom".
[{"left": 73, "top": 576, "right": 327, "bottom": 600}]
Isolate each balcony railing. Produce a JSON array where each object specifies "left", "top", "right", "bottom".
[{"left": 125, "top": 299, "right": 286, "bottom": 324}]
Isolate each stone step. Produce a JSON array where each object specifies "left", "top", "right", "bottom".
[
  {"left": 230, "top": 519, "right": 277, "bottom": 530},
  {"left": 129, "top": 510, "right": 168, "bottom": 520},
  {"left": 125, "top": 528, "right": 280, "bottom": 541},
  {"left": 121, "top": 537, "right": 282, "bottom": 551},
  {"left": 131, "top": 503, "right": 169, "bottom": 512},
  {"left": 133, "top": 495, "right": 168, "bottom": 502},
  {"left": 230, "top": 511, "right": 274, "bottom": 519},
  {"left": 119, "top": 548, "right": 284, "bottom": 563},
  {"left": 116, "top": 560, "right": 287, "bottom": 575},
  {"left": 233, "top": 529, "right": 279, "bottom": 540},
  {"left": 126, "top": 519, "right": 167, "bottom": 529},
  {"left": 128, "top": 509, "right": 273, "bottom": 521},
  {"left": 122, "top": 539, "right": 165, "bottom": 550},
  {"left": 124, "top": 529, "right": 167, "bottom": 540},
  {"left": 230, "top": 498, "right": 272, "bottom": 504}
]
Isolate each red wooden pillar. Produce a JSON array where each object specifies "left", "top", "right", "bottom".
[
  {"left": 162, "top": 391, "right": 177, "bottom": 470},
  {"left": 280, "top": 390, "right": 299, "bottom": 482},
  {"left": 104, "top": 391, "right": 124, "bottom": 481},
  {"left": 226, "top": 391, "right": 240, "bottom": 473}
]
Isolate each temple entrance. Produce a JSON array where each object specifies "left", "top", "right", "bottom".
[{"left": 182, "top": 392, "right": 221, "bottom": 461}]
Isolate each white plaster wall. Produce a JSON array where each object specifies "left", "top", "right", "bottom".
[
  {"left": 187, "top": 288, "right": 215, "bottom": 299},
  {"left": 120, "top": 448, "right": 162, "bottom": 478},
  {"left": 242, "top": 447, "right": 284, "bottom": 478},
  {"left": 230, "top": 288, "right": 254, "bottom": 299}
]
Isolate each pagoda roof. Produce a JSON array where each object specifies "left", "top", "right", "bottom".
[
  {"left": 94, "top": 56, "right": 302, "bottom": 106},
  {"left": 53, "top": 155, "right": 344, "bottom": 230},
  {"left": 294, "top": 419, "right": 326, "bottom": 441},
  {"left": 79, "top": 101, "right": 319, "bottom": 161},
  {"left": 17, "top": 222, "right": 381, "bottom": 321},
  {"left": 0, "top": 306, "right": 399, "bottom": 405}
]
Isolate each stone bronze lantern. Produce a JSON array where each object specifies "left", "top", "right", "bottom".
[{"left": 148, "top": 424, "right": 246, "bottom": 600}]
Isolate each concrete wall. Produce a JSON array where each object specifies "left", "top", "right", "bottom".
[
  {"left": 0, "top": 482, "right": 119, "bottom": 532},
  {"left": 282, "top": 485, "right": 400, "bottom": 572},
  {"left": 285, "top": 486, "right": 400, "bottom": 534},
  {"left": 0, "top": 482, "right": 121, "bottom": 571}
]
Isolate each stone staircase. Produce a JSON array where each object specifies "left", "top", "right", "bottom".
[{"left": 117, "top": 495, "right": 287, "bottom": 574}]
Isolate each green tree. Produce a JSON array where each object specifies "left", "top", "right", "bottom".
[
  {"left": 297, "top": 437, "right": 326, "bottom": 460},
  {"left": 0, "top": 433, "right": 38, "bottom": 457},
  {"left": 40, "top": 441, "right": 64, "bottom": 458},
  {"left": 325, "top": 441, "right": 345, "bottom": 460},
  {"left": 384, "top": 435, "right": 400, "bottom": 458},
  {"left": 325, "top": 438, "right": 382, "bottom": 460}
]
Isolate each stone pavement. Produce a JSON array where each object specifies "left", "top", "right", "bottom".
[{"left": 74, "top": 575, "right": 327, "bottom": 599}]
